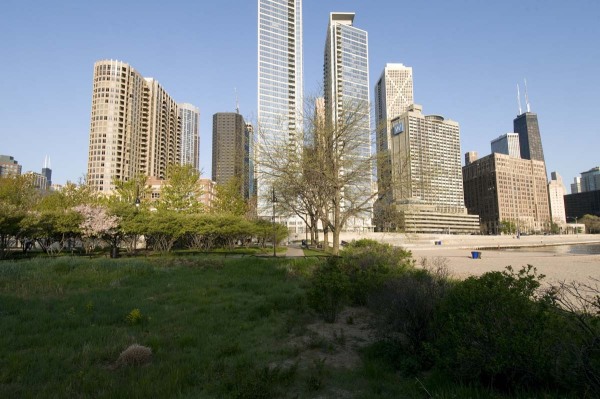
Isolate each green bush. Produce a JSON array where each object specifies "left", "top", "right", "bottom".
[
  {"left": 432, "top": 265, "right": 562, "bottom": 391},
  {"left": 368, "top": 265, "right": 453, "bottom": 368},
  {"left": 338, "top": 239, "right": 414, "bottom": 305},
  {"left": 307, "top": 259, "right": 350, "bottom": 323}
]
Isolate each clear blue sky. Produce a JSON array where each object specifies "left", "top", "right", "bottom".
[{"left": 1, "top": 0, "right": 598, "bottom": 192}]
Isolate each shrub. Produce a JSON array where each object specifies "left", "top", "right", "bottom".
[
  {"left": 307, "top": 259, "right": 350, "bottom": 323},
  {"left": 432, "top": 265, "right": 561, "bottom": 391},
  {"left": 368, "top": 258, "right": 453, "bottom": 367},
  {"left": 337, "top": 239, "right": 414, "bottom": 305}
]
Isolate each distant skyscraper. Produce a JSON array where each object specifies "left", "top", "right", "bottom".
[
  {"left": 41, "top": 156, "right": 52, "bottom": 188},
  {"left": 514, "top": 112, "right": 544, "bottom": 162},
  {"left": 464, "top": 151, "right": 478, "bottom": 166},
  {"left": 324, "top": 12, "right": 373, "bottom": 229},
  {"left": 212, "top": 112, "right": 249, "bottom": 198},
  {"left": 571, "top": 177, "right": 582, "bottom": 194},
  {"left": 0, "top": 155, "right": 21, "bottom": 177},
  {"left": 257, "top": 0, "right": 303, "bottom": 216},
  {"left": 374, "top": 63, "right": 414, "bottom": 198},
  {"left": 388, "top": 105, "right": 479, "bottom": 233},
  {"left": 548, "top": 172, "right": 567, "bottom": 224},
  {"left": 491, "top": 133, "right": 520, "bottom": 158},
  {"left": 463, "top": 153, "right": 550, "bottom": 234},
  {"left": 570, "top": 166, "right": 600, "bottom": 194},
  {"left": 178, "top": 103, "right": 200, "bottom": 171},
  {"left": 87, "top": 60, "right": 180, "bottom": 192}
]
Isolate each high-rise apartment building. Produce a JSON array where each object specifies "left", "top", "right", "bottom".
[
  {"left": 178, "top": 103, "right": 200, "bottom": 171},
  {"left": 257, "top": 0, "right": 303, "bottom": 216},
  {"left": 324, "top": 12, "right": 373, "bottom": 229},
  {"left": 463, "top": 152, "right": 550, "bottom": 233},
  {"left": 491, "top": 133, "right": 520, "bottom": 158},
  {"left": 212, "top": 112, "right": 249, "bottom": 198},
  {"left": 0, "top": 155, "right": 21, "bottom": 177},
  {"left": 548, "top": 172, "right": 567, "bottom": 224},
  {"left": 87, "top": 60, "right": 181, "bottom": 192},
  {"left": 388, "top": 105, "right": 479, "bottom": 233},
  {"left": 514, "top": 112, "right": 545, "bottom": 162},
  {"left": 374, "top": 63, "right": 414, "bottom": 199},
  {"left": 464, "top": 151, "right": 478, "bottom": 166},
  {"left": 580, "top": 166, "right": 600, "bottom": 192}
]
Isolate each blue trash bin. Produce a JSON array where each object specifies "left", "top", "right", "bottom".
[{"left": 471, "top": 251, "right": 480, "bottom": 259}]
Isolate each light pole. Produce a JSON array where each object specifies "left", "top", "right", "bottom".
[
  {"left": 272, "top": 187, "right": 277, "bottom": 257},
  {"left": 567, "top": 216, "right": 578, "bottom": 235}
]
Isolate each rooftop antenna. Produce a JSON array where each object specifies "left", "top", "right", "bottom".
[
  {"left": 517, "top": 84, "right": 522, "bottom": 115},
  {"left": 43, "top": 155, "right": 51, "bottom": 169},
  {"left": 235, "top": 88, "right": 239, "bottom": 114},
  {"left": 524, "top": 78, "right": 531, "bottom": 112}
]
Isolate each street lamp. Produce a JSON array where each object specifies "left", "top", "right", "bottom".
[{"left": 272, "top": 187, "right": 277, "bottom": 257}]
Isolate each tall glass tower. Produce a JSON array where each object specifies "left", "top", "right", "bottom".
[
  {"left": 324, "top": 12, "right": 372, "bottom": 229},
  {"left": 178, "top": 103, "right": 200, "bottom": 171},
  {"left": 257, "top": 0, "right": 303, "bottom": 216}
]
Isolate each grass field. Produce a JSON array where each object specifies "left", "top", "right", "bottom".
[{"left": 0, "top": 255, "right": 556, "bottom": 398}]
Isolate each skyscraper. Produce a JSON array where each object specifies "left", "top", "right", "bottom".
[
  {"left": 87, "top": 60, "right": 180, "bottom": 192},
  {"left": 0, "top": 155, "right": 21, "bottom": 177},
  {"left": 41, "top": 156, "right": 52, "bottom": 187},
  {"left": 212, "top": 112, "right": 249, "bottom": 198},
  {"left": 374, "top": 63, "right": 414, "bottom": 200},
  {"left": 324, "top": 12, "right": 373, "bottom": 229},
  {"left": 548, "top": 172, "right": 567, "bottom": 224},
  {"left": 514, "top": 112, "right": 544, "bottom": 162},
  {"left": 388, "top": 105, "right": 479, "bottom": 233},
  {"left": 491, "top": 133, "right": 520, "bottom": 158},
  {"left": 257, "top": 0, "right": 303, "bottom": 216},
  {"left": 178, "top": 103, "right": 200, "bottom": 171}
]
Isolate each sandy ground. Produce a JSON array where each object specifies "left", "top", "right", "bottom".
[{"left": 336, "top": 232, "right": 600, "bottom": 285}]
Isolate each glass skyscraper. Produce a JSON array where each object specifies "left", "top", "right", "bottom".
[
  {"left": 178, "top": 103, "right": 200, "bottom": 171},
  {"left": 257, "top": 0, "right": 303, "bottom": 216},
  {"left": 324, "top": 12, "right": 373, "bottom": 229}
]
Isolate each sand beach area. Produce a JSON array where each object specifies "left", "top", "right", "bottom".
[{"left": 337, "top": 232, "right": 600, "bottom": 285}]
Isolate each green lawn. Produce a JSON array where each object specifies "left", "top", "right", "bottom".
[{"left": 0, "top": 256, "right": 318, "bottom": 398}]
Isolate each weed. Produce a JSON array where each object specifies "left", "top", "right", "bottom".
[
  {"left": 306, "top": 358, "right": 327, "bottom": 391},
  {"left": 125, "top": 308, "right": 143, "bottom": 325}
]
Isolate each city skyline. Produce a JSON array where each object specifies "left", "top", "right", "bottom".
[{"left": 1, "top": 0, "right": 599, "bottom": 191}]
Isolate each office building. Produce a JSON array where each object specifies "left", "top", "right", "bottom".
[
  {"left": 23, "top": 171, "right": 48, "bottom": 190},
  {"left": 571, "top": 177, "right": 582, "bottom": 194},
  {"left": 87, "top": 60, "right": 181, "bottom": 193},
  {"left": 41, "top": 156, "right": 52, "bottom": 187},
  {"left": 463, "top": 152, "right": 551, "bottom": 233},
  {"left": 491, "top": 133, "right": 520, "bottom": 158},
  {"left": 388, "top": 105, "right": 479, "bottom": 233},
  {"left": 564, "top": 190, "right": 600, "bottom": 219},
  {"left": 257, "top": 0, "right": 303, "bottom": 216},
  {"left": 548, "top": 172, "right": 566, "bottom": 224},
  {"left": 374, "top": 63, "right": 414, "bottom": 199},
  {"left": 570, "top": 167, "right": 600, "bottom": 194},
  {"left": 514, "top": 112, "right": 544, "bottom": 162},
  {"left": 0, "top": 155, "right": 21, "bottom": 177},
  {"left": 178, "top": 103, "right": 200, "bottom": 171},
  {"left": 212, "top": 112, "right": 249, "bottom": 198},
  {"left": 324, "top": 12, "right": 373, "bottom": 230},
  {"left": 464, "top": 151, "right": 478, "bottom": 166}
]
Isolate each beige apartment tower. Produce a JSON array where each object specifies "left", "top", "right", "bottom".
[
  {"left": 87, "top": 60, "right": 181, "bottom": 192},
  {"left": 463, "top": 152, "right": 551, "bottom": 233}
]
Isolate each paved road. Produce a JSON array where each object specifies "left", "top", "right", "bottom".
[{"left": 285, "top": 245, "right": 304, "bottom": 257}]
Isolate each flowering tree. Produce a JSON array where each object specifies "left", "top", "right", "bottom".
[{"left": 74, "top": 204, "right": 121, "bottom": 255}]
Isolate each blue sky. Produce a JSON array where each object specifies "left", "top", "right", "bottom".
[{"left": 1, "top": 0, "right": 598, "bottom": 192}]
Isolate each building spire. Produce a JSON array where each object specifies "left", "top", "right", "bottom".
[
  {"left": 517, "top": 84, "right": 522, "bottom": 115},
  {"left": 524, "top": 78, "right": 531, "bottom": 112}
]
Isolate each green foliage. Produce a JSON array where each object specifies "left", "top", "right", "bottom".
[
  {"left": 125, "top": 308, "right": 144, "bottom": 325},
  {"left": 499, "top": 219, "right": 517, "bottom": 235},
  {"left": 307, "top": 260, "right": 350, "bottom": 323},
  {"left": 212, "top": 176, "right": 248, "bottom": 216},
  {"left": 157, "top": 164, "right": 203, "bottom": 213},
  {"left": 432, "top": 265, "right": 561, "bottom": 391},
  {"left": 337, "top": 239, "right": 415, "bottom": 305},
  {"left": 580, "top": 214, "right": 600, "bottom": 233},
  {"left": 143, "top": 210, "right": 187, "bottom": 252}
]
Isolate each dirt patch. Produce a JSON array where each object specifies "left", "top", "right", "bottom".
[{"left": 281, "top": 307, "right": 376, "bottom": 370}]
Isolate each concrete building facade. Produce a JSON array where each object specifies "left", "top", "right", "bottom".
[
  {"left": 87, "top": 60, "right": 181, "bottom": 193},
  {"left": 374, "top": 63, "right": 414, "bottom": 201},
  {"left": 548, "top": 171, "right": 567, "bottom": 224},
  {"left": 463, "top": 152, "right": 551, "bottom": 234},
  {"left": 388, "top": 105, "right": 479, "bottom": 233},
  {"left": 491, "top": 133, "right": 520, "bottom": 158},
  {"left": 0, "top": 155, "right": 22, "bottom": 177},
  {"left": 178, "top": 103, "right": 200, "bottom": 171},
  {"left": 212, "top": 112, "right": 249, "bottom": 198}
]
